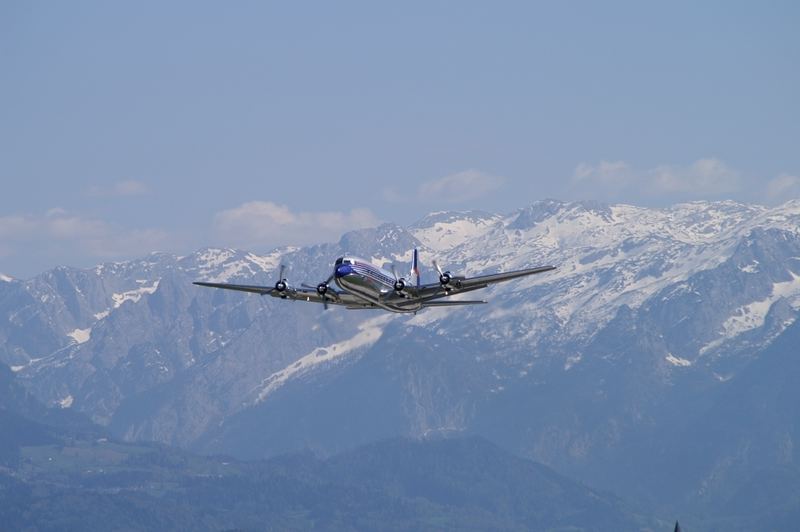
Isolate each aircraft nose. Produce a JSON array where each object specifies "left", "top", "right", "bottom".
[{"left": 335, "top": 264, "right": 353, "bottom": 278}]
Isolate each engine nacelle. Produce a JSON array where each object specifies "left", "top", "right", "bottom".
[
  {"left": 316, "top": 282, "right": 328, "bottom": 295},
  {"left": 275, "top": 280, "right": 287, "bottom": 292},
  {"left": 394, "top": 278, "right": 406, "bottom": 292},
  {"left": 439, "top": 272, "right": 452, "bottom": 286}
]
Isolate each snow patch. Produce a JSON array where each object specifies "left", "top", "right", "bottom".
[
  {"left": 206, "top": 260, "right": 254, "bottom": 282},
  {"left": 666, "top": 353, "right": 692, "bottom": 367},
  {"left": 59, "top": 395, "right": 74, "bottom": 408},
  {"left": 112, "top": 280, "right": 160, "bottom": 308},
  {"left": 94, "top": 310, "right": 110, "bottom": 320},
  {"left": 196, "top": 248, "right": 236, "bottom": 269},
  {"left": 67, "top": 328, "right": 91, "bottom": 344},
  {"left": 370, "top": 255, "right": 394, "bottom": 268},
  {"left": 721, "top": 272, "right": 800, "bottom": 338},
  {"left": 564, "top": 353, "right": 582, "bottom": 370},
  {"left": 253, "top": 315, "right": 393, "bottom": 403},
  {"left": 0, "top": 273, "right": 13, "bottom": 282},
  {"left": 412, "top": 216, "right": 499, "bottom": 251},
  {"left": 197, "top": 250, "right": 284, "bottom": 282},
  {"left": 246, "top": 251, "right": 283, "bottom": 273},
  {"left": 369, "top": 251, "right": 420, "bottom": 275},
  {"left": 740, "top": 260, "right": 759, "bottom": 273},
  {"left": 698, "top": 338, "right": 724, "bottom": 356}
]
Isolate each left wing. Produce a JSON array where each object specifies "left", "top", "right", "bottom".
[{"left": 414, "top": 264, "right": 556, "bottom": 302}]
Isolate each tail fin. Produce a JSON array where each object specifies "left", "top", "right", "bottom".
[{"left": 410, "top": 248, "right": 420, "bottom": 288}]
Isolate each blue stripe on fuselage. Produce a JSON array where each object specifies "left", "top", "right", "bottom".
[
  {"left": 335, "top": 259, "right": 395, "bottom": 291},
  {"left": 350, "top": 262, "right": 394, "bottom": 288}
]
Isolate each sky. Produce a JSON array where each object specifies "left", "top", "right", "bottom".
[{"left": 1, "top": 1, "right": 799, "bottom": 277}]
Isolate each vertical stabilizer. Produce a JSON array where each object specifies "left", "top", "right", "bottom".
[
  {"left": 410, "top": 248, "right": 420, "bottom": 288},
  {"left": 674, "top": 521, "right": 681, "bottom": 532}
]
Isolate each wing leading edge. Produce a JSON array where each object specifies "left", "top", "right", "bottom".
[
  {"left": 192, "top": 281, "right": 362, "bottom": 307},
  {"left": 192, "top": 281, "right": 274, "bottom": 295}
]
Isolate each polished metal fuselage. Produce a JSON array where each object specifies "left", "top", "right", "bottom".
[{"left": 333, "top": 256, "right": 422, "bottom": 313}]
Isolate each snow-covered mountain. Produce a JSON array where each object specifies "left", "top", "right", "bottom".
[{"left": 2, "top": 199, "right": 800, "bottom": 516}]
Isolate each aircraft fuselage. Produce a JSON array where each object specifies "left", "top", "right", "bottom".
[{"left": 334, "top": 256, "right": 423, "bottom": 313}]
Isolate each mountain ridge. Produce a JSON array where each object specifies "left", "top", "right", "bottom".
[{"left": 2, "top": 198, "right": 799, "bottom": 523}]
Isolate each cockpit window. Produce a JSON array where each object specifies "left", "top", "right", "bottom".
[{"left": 335, "top": 258, "right": 344, "bottom": 266}]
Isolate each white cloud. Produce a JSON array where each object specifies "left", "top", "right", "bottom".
[
  {"left": 0, "top": 215, "right": 34, "bottom": 239},
  {"left": 0, "top": 209, "right": 170, "bottom": 260},
  {"left": 570, "top": 158, "right": 741, "bottom": 201},
  {"left": 572, "top": 160, "right": 631, "bottom": 187},
  {"left": 384, "top": 169, "right": 506, "bottom": 204},
  {"left": 765, "top": 173, "right": 800, "bottom": 204},
  {"left": 87, "top": 179, "right": 149, "bottom": 197},
  {"left": 212, "top": 201, "right": 381, "bottom": 249},
  {"left": 648, "top": 158, "right": 740, "bottom": 194}
]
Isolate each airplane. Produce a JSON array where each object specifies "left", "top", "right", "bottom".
[{"left": 193, "top": 249, "right": 555, "bottom": 313}]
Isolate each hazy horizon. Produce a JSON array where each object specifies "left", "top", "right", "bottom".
[
  {"left": 2, "top": 196, "right": 800, "bottom": 280},
  {"left": 3, "top": 1, "right": 799, "bottom": 276}
]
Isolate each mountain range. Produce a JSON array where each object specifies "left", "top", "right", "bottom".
[{"left": 2, "top": 198, "right": 800, "bottom": 528}]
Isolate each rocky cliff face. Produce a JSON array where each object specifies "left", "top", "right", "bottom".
[{"left": 3, "top": 199, "right": 800, "bottom": 512}]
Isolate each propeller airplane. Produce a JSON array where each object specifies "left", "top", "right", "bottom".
[{"left": 194, "top": 249, "right": 555, "bottom": 314}]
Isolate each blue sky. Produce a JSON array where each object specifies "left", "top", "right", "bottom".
[{"left": 1, "top": 1, "right": 799, "bottom": 277}]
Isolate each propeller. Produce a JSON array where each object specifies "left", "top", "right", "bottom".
[
  {"left": 302, "top": 272, "right": 336, "bottom": 309},
  {"left": 274, "top": 264, "right": 288, "bottom": 292},
  {"left": 390, "top": 264, "right": 407, "bottom": 294},
  {"left": 432, "top": 260, "right": 453, "bottom": 289}
]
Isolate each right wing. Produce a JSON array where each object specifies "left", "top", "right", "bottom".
[{"left": 413, "top": 265, "right": 557, "bottom": 301}]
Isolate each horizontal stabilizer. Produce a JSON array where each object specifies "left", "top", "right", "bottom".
[{"left": 423, "top": 300, "right": 486, "bottom": 307}]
